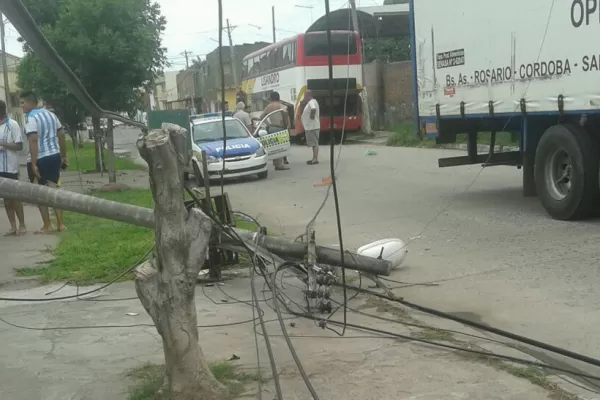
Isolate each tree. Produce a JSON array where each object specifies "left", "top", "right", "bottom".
[
  {"left": 361, "top": 0, "right": 410, "bottom": 63},
  {"left": 17, "top": 0, "right": 168, "bottom": 169},
  {"left": 363, "top": 36, "right": 410, "bottom": 64},
  {"left": 135, "top": 125, "right": 228, "bottom": 399}
]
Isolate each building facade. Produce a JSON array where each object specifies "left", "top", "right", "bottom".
[
  {"left": 154, "top": 71, "right": 182, "bottom": 110},
  {"left": 177, "top": 42, "right": 270, "bottom": 114}
]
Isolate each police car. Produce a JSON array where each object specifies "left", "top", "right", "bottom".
[{"left": 184, "top": 113, "right": 268, "bottom": 182}]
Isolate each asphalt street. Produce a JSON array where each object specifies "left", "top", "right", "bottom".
[{"left": 114, "top": 126, "right": 600, "bottom": 380}]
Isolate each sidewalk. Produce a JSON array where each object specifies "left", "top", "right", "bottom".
[
  {"left": 0, "top": 270, "right": 557, "bottom": 400},
  {"left": 0, "top": 204, "right": 58, "bottom": 289}
]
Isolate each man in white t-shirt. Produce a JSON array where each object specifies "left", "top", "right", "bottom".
[
  {"left": 301, "top": 90, "right": 320, "bottom": 165},
  {"left": 0, "top": 100, "right": 27, "bottom": 235},
  {"left": 233, "top": 101, "right": 253, "bottom": 132}
]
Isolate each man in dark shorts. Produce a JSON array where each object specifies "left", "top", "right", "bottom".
[
  {"left": 21, "top": 91, "right": 68, "bottom": 234},
  {"left": 0, "top": 99, "right": 27, "bottom": 235}
]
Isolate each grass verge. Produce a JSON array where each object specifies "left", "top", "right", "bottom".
[
  {"left": 67, "top": 140, "right": 144, "bottom": 172},
  {"left": 16, "top": 189, "right": 154, "bottom": 284},
  {"left": 126, "top": 361, "right": 261, "bottom": 400},
  {"left": 386, "top": 122, "right": 519, "bottom": 149}
]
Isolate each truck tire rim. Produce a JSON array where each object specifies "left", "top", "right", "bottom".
[{"left": 545, "top": 149, "right": 572, "bottom": 201}]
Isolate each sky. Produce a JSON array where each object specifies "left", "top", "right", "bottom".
[
  {"left": 3, "top": 0, "right": 383, "bottom": 66},
  {"left": 157, "top": 0, "right": 382, "bottom": 70}
]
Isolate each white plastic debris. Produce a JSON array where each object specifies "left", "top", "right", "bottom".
[{"left": 357, "top": 238, "right": 408, "bottom": 270}]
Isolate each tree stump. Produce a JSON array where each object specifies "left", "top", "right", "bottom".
[{"left": 135, "top": 124, "right": 227, "bottom": 400}]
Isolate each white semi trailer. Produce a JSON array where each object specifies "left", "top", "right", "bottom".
[{"left": 411, "top": 0, "right": 600, "bottom": 220}]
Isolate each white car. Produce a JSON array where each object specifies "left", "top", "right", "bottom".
[{"left": 184, "top": 114, "right": 268, "bottom": 183}]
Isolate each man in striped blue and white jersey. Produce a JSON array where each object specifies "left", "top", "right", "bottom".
[
  {"left": 20, "top": 91, "right": 67, "bottom": 234},
  {"left": 0, "top": 99, "right": 26, "bottom": 235}
]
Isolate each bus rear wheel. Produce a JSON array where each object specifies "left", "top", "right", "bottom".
[{"left": 534, "top": 124, "right": 599, "bottom": 220}]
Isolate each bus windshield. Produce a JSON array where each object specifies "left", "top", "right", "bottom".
[
  {"left": 192, "top": 119, "right": 249, "bottom": 143},
  {"left": 304, "top": 32, "right": 357, "bottom": 56}
]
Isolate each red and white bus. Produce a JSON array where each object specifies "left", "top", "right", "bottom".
[{"left": 240, "top": 31, "right": 363, "bottom": 140}]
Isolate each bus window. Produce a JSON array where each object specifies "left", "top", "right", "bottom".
[
  {"left": 273, "top": 47, "right": 283, "bottom": 68},
  {"left": 259, "top": 51, "right": 270, "bottom": 71},
  {"left": 304, "top": 32, "right": 357, "bottom": 56},
  {"left": 251, "top": 56, "right": 260, "bottom": 76},
  {"left": 315, "top": 94, "right": 359, "bottom": 116},
  {"left": 242, "top": 59, "right": 249, "bottom": 78},
  {"left": 282, "top": 43, "right": 293, "bottom": 67},
  {"left": 290, "top": 41, "right": 297, "bottom": 63}
]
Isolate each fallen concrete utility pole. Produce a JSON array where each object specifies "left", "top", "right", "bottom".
[
  {"left": 0, "top": 178, "right": 391, "bottom": 276},
  {"left": 0, "top": 178, "right": 155, "bottom": 227},
  {"left": 226, "top": 230, "right": 392, "bottom": 276}
]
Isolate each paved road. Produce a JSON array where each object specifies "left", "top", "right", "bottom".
[{"left": 114, "top": 126, "right": 600, "bottom": 380}]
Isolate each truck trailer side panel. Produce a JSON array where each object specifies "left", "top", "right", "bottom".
[
  {"left": 411, "top": 0, "right": 600, "bottom": 221},
  {"left": 413, "top": 0, "right": 600, "bottom": 120}
]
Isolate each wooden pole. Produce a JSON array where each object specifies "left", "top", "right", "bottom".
[
  {"left": 271, "top": 6, "right": 276, "bottom": 43},
  {"left": 106, "top": 118, "right": 116, "bottom": 183},
  {"left": 0, "top": 13, "right": 11, "bottom": 116}
]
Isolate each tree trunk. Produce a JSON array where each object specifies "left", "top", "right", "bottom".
[
  {"left": 135, "top": 123, "right": 227, "bottom": 400},
  {"left": 92, "top": 116, "right": 102, "bottom": 172},
  {"left": 106, "top": 119, "right": 116, "bottom": 183}
]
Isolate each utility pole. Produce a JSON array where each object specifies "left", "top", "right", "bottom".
[
  {"left": 225, "top": 19, "right": 239, "bottom": 88},
  {"left": 0, "top": 14, "right": 11, "bottom": 116},
  {"left": 348, "top": 0, "right": 372, "bottom": 135},
  {"left": 271, "top": 6, "right": 276, "bottom": 43},
  {"left": 181, "top": 50, "right": 191, "bottom": 69}
]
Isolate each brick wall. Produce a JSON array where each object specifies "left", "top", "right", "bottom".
[{"left": 364, "top": 60, "right": 414, "bottom": 130}]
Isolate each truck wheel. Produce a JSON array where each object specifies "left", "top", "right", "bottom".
[{"left": 534, "top": 124, "right": 599, "bottom": 220}]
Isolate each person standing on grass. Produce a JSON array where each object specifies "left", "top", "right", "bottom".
[
  {"left": 20, "top": 91, "right": 68, "bottom": 234},
  {"left": 301, "top": 90, "right": 320, "bottom": 165},
  {"left": 0, "top": 100, "right": 27, "bottom": 236}
]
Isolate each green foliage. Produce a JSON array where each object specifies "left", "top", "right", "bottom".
[
  {"left": 17, "top": 0, "right": 168, "bottom": 122},
  {"left": 16, "top": 189, "right": 154, "bottom": 284},
  {"left": 126, "top": 362, "right": 262, "bottom": 400},
  {"left": 363, "top": 36, "right": 411, "bottom": 64}
]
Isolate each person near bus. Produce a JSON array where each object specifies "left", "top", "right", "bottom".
[
  {"left": 21, "top": 91, "right": 68, "bottom": 234},
  {"left": 233, "top": 101, "right": 253, "bottom": 133},
  {"left": 0, "top": 100, "right": 27, "bottom": 236},
  {"left": 260, "top": 91, "right": 290, "bottom": 170},
  {"left": 301, "top": 90, "right": 320, "bottom": 165}
]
